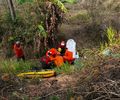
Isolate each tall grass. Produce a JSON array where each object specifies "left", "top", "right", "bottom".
[
  {"left": 106, "top": 26, "right": 117, "bottom": 44},
  {"left": 54, "top": 62, "right": 73, "bottom": 74},
  {"left": 0, "top": 59, "right": 36, "bottom": 74},
  {"left": 54, "top": 60, "right": 84, "bottom": 74},
  {"left": 100, "top": 42, "right": 108, "bottom": 51},
  {"left": 50, "top": 95, "right": 60, "bottom": 100},
  {"left": 0, "top": 58, "right": 84, "bottom": 75},
  {"left": 100, "top": 27, "right": 118, "bottom": 51}
]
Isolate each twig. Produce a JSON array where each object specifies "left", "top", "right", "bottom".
[
  {"left": 39, "top": 88, "right": 64, "bottom": 99},
  {"left": 1, "top": 85, "right": 13, "bottom": 96},
  {"left": 84, "top": 91, "right": 105, "bottom": 98},
  {"left": 93, "top": 95, "right": 106, "bottom": 100},
  {"left": 0, "top": 95, "right": 8, "bottom": 100},
  {"left": 108, "top": 92, "right": 120, "bottom": 97},
  {"left": 39, "top": 86, "right": 83, "bottom": 99},
  {"left": 100, "top": 82, "right": 111, "bottom": 100}
]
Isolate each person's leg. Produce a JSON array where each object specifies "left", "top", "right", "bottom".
[
  {"left": 49, "top": 61, "right": 55, "bottom": 69},
  {"left": 41, "top": 61, "right": 48, "bottom": 69},
  {"left": 21, "top": 55, "right": 25, "bottom": 61},
  {"left": 17, "top": 57, "right": 20, "bottom": 61}
]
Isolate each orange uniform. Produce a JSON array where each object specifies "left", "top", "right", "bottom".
[
  {"left": 13, "top": 44, "right": 24, "bottom": 58},
  {"left": 50, "top": 55, "right": 64, "bottom": 67},
  {"left": 46, "top": 48, "right": 63, "bottom": 67},
  {"left": 46, "top": 48, "right": 59, "bottom": 57},
  {"left": 63, "top": 49, "right": 75, "bottom": 63}
]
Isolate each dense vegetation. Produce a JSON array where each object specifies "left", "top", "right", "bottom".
[
  {"left": 0, "top": 0, "right": 120, "bottom": 57},
  {"left": 0, "top": 0, "right": 68, "bottom": 58}
]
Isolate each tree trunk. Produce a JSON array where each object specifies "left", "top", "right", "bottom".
[{"left": 7, "top": 0, "right": 16, "bottom": 21}]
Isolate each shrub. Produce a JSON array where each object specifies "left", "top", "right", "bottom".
[
  {"left": 50, "top": 95, "right": 60, "bottom": 100},
  {"left": 54, "top": 62, "right": 73, "bottom": 74},
  {"left": 54, "top": 60, "right": 84, "bottom": 74},
  {"left": 106, "top": 26, "right": 117, "bottom": 44}
]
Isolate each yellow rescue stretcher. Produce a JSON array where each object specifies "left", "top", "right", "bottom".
[{"left": 17, "top": 70, "right": 56, "bottom": 78}]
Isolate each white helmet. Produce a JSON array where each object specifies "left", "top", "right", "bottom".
[{"left": 16, "top": 41, "right": 20, "bottom": 45}]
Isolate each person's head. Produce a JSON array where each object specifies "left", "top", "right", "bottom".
[
  {"left": 47, "top": 51, "right": 52, "bottom": 56},
  {"left": 60, "top": 41, "right": 65, "bottom": 47},
  {"left": 15, "top": 41, "right": 20, "bottom": 47},
  {"left": 58, "top": 47, "right": 62, "bottom": 52}
]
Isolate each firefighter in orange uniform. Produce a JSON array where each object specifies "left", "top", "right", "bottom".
[
  {"left": 47, "top": 48, "right": 64, "bottom": 67},
  {"left": 57, "top": 41, "right": 66, "bottom": 56},
  {"left": 13, "top": 41, "right": 25, "bottom": 61},
  {"left": 63, "top": 48, "right": 75, "bottom": 64}
]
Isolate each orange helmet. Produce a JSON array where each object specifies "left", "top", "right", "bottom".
[{"left": 46, "top": 48, "right": 58, "bottom": 57}]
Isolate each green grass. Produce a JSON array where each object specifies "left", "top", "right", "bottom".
[
  {"left": 54, "top": 60, "right": 84, "bottom": 74},
  {"left": 69, "top": 11, "right": 91, "bottom": 23},
  {"left": 99, "top": 27, "right": 120, "bottom": 55},
  {"left": 0, "top": 59, "right": 37, "bottom": 74},
  {"left": 50, "top": 95, "right": 60, "bottom": 100},
  {"left": 61, "top": 0, "right": 77, "bottom": 4},
  {"left": 106, "top": 26, "right": 117, "bottom": 44},
  {"left": 54, "top": 62, "right": 73, "bottom": 74}
]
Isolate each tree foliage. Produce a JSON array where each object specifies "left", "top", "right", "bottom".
[
  {"left": 16, "top": 0, "right": 33, "bottom": 4},
  {"left": 1, "top": 0, "right": 66, "bottom": 58}
]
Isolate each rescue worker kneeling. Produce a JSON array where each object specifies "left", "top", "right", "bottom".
[
  {"left": 63, "top": 48, "right": 75, "bottom": 64},
  {"left": 49, "top": 51, "right": 64, "bottom": 67},
  {"left": 57, "top": 40, "right": 66, "bottom": 56},
  {"left": 44, "top": 48, "right": 64, "bottom": 68}
]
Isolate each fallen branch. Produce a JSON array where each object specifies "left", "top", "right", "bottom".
[
  {"left": 39, "top": 88, "right": 64, "bottom": 99},
  {"left": 93, "top": 95, "right": 106, "bottom": 100},
  {"left": 0, "top": 96, "right": 8, "bottom": 100},
  {"left": 1, "top": 85, "right": 13, "bottom": 96}
]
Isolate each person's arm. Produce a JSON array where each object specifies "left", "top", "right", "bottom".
[
  {"left": 49, "top": 56, "right": 56, "bottom": 61},
  {"left": 13, "top": 45, "right": 17, "bottom": 53}
]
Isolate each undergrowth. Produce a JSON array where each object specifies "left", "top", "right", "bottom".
[
  {"left": 100, "top": 27, "right": 120, "bottom": 56},
  {"left": 54, "top": 60, "right": 84, "bottom": 74},
  {"left": 0, "top": 59, "right": 38, "bottom": 74}
]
